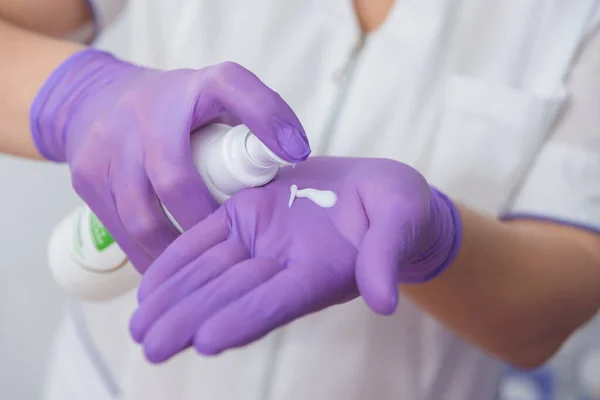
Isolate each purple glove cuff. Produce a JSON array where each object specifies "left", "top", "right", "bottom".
[
  {"left": 398, "top": 187, "right": 463, "bottom": 284},
  {"left": 30, "top": 48, "right": 121, "bottom": 162}
]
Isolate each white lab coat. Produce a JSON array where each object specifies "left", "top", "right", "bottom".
[{"left": 42, "top": 1, "right": 600, "bottom": 399}]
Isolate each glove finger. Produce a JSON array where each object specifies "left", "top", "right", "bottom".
[
  {"left": 140, "top": 257, "right": 282, "bottom": 363},
  {"left": 70, "top": 155, "right": 154, "bottom": 272},
  {"left": 137, "top": 207, "right": 230, "bottom": 302},
  {"left": 141, "top": 106, "right": 217, "bottom": 232},
  {"left": 193, "top": 261, "right": 354, "bottom": 355},
  {"left": 355, "top": 220, "right": 405, "bottom": 316},
  {"left": 86, "top": 202, "right": 154, "bottom": 272},
  {"left": 130, "top": 238, "right": 248, "bottom": 343},
  {"left": 355, "top": 201, "right": 431, "bottom": 315},
  {"left": 145, "top": 144, "right": 217, "bottom": 232},
  {"left": 355, "top": 177, "right": 432, "bottom": 315},
  {"left": 194, "top": 62, "right": 310, "bottom": 163},
  {"left": 112, "top": 157, "right": 180, "bottom": 263}
]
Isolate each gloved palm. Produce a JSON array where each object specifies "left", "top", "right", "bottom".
[
  {"left": 130, "top": 157, "right": 462, "bottom": 362},
  {"left": 30, "top": 49, "right": 310, "bottom": 272}
]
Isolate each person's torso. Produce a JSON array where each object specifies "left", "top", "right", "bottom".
[{"left": 62, "top": 1, "right": 600, "bottom": 399}]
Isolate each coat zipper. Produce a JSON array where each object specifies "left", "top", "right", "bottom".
[
  {"left": 257, "top": 31, "right": 367, "bottom": 400},
  {"left": 315, "top": 32, "right": 367, "bottom": 156}
]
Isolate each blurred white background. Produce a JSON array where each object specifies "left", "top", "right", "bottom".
[{"left": 0, "top": 15, "right": 127, "bottom": 400}]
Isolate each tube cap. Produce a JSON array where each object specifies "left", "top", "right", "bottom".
[{"left": 190, "top": 124, "right": 291, "bottom": 203}]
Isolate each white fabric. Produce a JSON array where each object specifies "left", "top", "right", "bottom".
[
  {"left": 86, "top": 0, "right": 125, "bottom": 34},
  {"left": 43, "top": 1, "right": 600, "bottom": 400},
  {"left": 506, "top": 28, "right": 600, "bottom": 229},
  {"left": 42, "top": 308, "right": 120, "bottom": 400},
  {"left": 68, "top": 0, "right": 124, "bottom": 44}
]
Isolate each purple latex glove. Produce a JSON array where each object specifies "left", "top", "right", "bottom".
[
  {"left": 129, "top": 157, "right": 462, "bottom": 362},
  {"left": 30, "top": 49, "right": 310, "bottom": 272}
]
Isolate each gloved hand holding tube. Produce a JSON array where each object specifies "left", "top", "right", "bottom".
[
  {"left": 31, "top": 49, "right": 310, "bottom": 275},
  {"left": 47, "top": 123, "right": 295, "bottom": 301}
]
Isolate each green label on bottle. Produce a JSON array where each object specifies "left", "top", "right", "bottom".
[{"left": 89, "top": 212, "right": 115, "bottom": 251}]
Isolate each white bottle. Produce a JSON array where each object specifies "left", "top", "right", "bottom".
[{"left": 48, "top": 124, "right": 291, "bottom": 302}]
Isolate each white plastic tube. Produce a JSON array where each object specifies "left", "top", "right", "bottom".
[{"left": 48, "top": 124, "right": 290, "bottom": 302}]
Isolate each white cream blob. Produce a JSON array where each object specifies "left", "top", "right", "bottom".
[{"left": 288, "top": 184, "right": 337, "bottom": 208}]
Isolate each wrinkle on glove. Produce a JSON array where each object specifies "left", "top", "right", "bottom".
[
  {"left": 30, "top": 49, "right": 310, "bottom": 272},
  {"left": 130, "top": 157, "right": 462, "bottom": 363}
]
